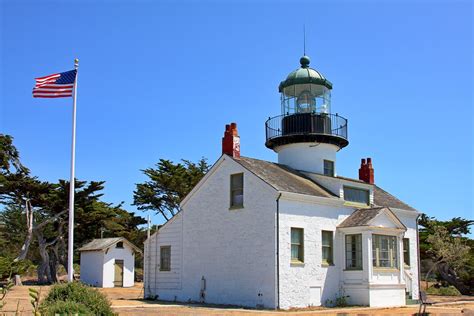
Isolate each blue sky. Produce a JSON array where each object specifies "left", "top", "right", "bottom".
[{"left": 1, "top": 0, "right": 472, "bottom": 232}]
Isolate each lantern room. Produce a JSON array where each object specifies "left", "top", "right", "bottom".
[
  {"left": 279, "top": 55, "right": 332, "bottom": 115},
  {"left": 265, "top": 55, "right": 349, "bottom": 175}
]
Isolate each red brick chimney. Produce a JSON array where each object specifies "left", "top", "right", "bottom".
[
  {"left": 222, "top": 122, "right": 240, "bottom": 158},
  {"left": 359, "top": 157, "right": 374, "bottom": 184}
]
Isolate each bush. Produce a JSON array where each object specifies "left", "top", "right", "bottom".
[
  {"left": 41, "top": 300, "right": 92, "bottom": 316},
  {"left": 0, "top": 256, "right": 33, "bottom": 280},
  {"left": 426, "top": 285, "right": 461, "bottom": 296},
  {"left": 40, "top": 282, "right": 114, "bottom": 315}
]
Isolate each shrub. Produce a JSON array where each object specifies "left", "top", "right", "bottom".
[
  {"left": 426, "top": 285, "right": 461, "bottom": 296},
  {"left": 40, "top": 282, "right": 114, "bottom": 315},
  {"left": 0, "top": 256, "right": 33, "bottom": 280},
  {"left": 41, "top": 300, "right": 92, "bottom": 316}
]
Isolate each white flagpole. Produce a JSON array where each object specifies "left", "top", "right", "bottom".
[{"left": 67, "top": 58, "right": 79, "bottom": 282}]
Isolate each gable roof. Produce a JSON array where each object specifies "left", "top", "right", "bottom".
[
  {"left": 338, "top": 207, "right": 406, "bottom": 229},
  {"left": 78, "top": 237, "right": 142, "bottom": 253},
  {"left": 338, "top": 207, "right": 385, "bottom": 227},
  {"left": 232, "top": 156, "right": 336, "bottom": 198}
]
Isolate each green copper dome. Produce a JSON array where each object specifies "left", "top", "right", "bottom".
[{"left": 279, "top": 55, "right": 333, "bottom": 92}]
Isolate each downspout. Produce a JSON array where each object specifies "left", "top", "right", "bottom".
[
  {"left": 276, "top": 193, "right": 282, "bottom": 309},
  {"left": 416, "top": 213, "right": 421, "bottom": 300}
]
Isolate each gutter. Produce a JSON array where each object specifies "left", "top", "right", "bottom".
[
  {"left": 276, "top": 193, "right": 281, "bottom": 309},
  {"left": 416, "top": 213, "right": 421, "bottom": 300}
]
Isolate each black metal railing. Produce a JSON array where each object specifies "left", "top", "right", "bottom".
[{"left": 265, "top": 113, "right": 348, "bottom": 142}]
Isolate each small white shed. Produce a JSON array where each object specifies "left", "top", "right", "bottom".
[{"left": 79, "top": 237, "right": 141, "bottom": 288}]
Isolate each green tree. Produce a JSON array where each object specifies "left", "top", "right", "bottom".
[
  {"left": 0, "top": 134, "right": 147, "bottom": 283},
  {"left": 419, "top": 215, "right": 473, "bottom": 295},
  {"left": 133, "top": 158, "right": 210, "bottom": 221}
]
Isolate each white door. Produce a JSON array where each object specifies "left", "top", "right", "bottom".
[{"left": 309, "top": 286, "right": 322, "bottom": 306}]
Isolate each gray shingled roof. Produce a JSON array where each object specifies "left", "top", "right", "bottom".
[
  {"left": 373, "top": 185, "right": 417, "bottom": 212},
  {"left": 233, "top": 156, "right": 336, "bottom": 198},
  {"left": 78, "top": 237, "right": 141, "bottom": 253},
  {"left": 338, "top": 207, "right": 385, "bottom": 227},
  {"left": 232, "top": 156, "right": 417, "bottom": 212}
]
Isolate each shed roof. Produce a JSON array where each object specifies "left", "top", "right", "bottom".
[
  {"left": 233, "top": 156, "right": 336, "bottom": 198},
  {"left": 78, "top": 237, "right": 141, "bottom": 253}
]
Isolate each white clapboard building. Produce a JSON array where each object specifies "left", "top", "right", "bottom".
[
  {"left": 79, "top": 237, "right": 141, "bottom": 288},
  {"left": 143, "top": 55, "right": 420, "bottom": 309}
]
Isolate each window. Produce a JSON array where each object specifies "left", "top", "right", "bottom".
[
  {"left": 323, "top": 160, "right": 335, "bottom": 177},
  {"left": 116, "top": 242, "right": 123, "bottom": 248},
  {"left": 322, "top": 230, "right": 333, "bottom": 265},
  {"left": 343, "top": 186, "right": 369, "bottom": 205},
  {"left": 160, "top": 246, "right": 171, "bottom": 271},
  {"left": 230, "top": 173, "right": 244, "bottom": 208},
  {"left": 403, "top": 238, "right": 410, "bottom": 266},
  {"left": 372, "top": 234, "right": 398, "bottom": 268},
  {"left": 291, "top": 228, "right": 304, "bottom": 263},
  {"left": 345, "top": 234, "right": 362, "bottom": 269}
]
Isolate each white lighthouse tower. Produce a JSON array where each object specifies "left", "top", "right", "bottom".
[{"left": 265, "top": 55, "right": 348, "bottom": 175}]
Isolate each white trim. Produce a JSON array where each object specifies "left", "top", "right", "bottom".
[
  {"left": 180, "top": 155, "right": 226, "bottom": 208},
  {"left": 146, "top": 211, "right": 183, "bottom": 241},
  {"left": 280, "top": 191, "right": 344, "bottom": 206}
]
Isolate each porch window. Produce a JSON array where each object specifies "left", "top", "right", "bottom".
[
  {"left": 322, "top": 230, "right": 333, "bottom": 265},
  {"left": 372, "top": 234, "right": 398, "bottom": 268},
  {"left": 160, "top": 246, "right": 171, "bottom": 271},
  {"left": 403, "top": 238, "right": 410, "bottom": 266},
  {"left": 345, "top": 234, "right": 362, "bottom": 270},
  {"left": 230, "top": 173, "right": 244, "bottom": 208},
  {"left": 291, "top": 228, "right": 304, "bottom": 263}
]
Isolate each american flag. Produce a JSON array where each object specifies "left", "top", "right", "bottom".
[{"left": 32, "top": 69, "right": 77, "bottom": 98}]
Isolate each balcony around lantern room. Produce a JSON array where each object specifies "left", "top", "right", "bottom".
[
  {"left": 265, "top": 89, "right": 348, "bottom": 149},
  {"left": 265, "top": 112, "right": 349, "bottom": 149}
]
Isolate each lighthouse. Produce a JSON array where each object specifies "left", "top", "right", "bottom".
[{"left": 265, "top": 55, "right": 348, "bottom": 175}]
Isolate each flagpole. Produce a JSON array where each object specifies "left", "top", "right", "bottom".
[{"left": 67, "top": 58, "right": 79, "bottom": 282}]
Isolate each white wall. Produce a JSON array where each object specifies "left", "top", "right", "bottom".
[
  {"left": 144, "top": 212, "right": 183, "bottom": 298},
  {"left": 102, "top": 243, "right": 136, "bottom": 288},
  {"left": 80, "top": 251, "right": 104, "bottom": 287},
  {"left": 276, "top": 143, "right": 338, "bottom": 174},
  {"left": 394, "top": 209, "right": 420, "bottom": 300},
  {"left": 145, "top": 156, "right": 278, "bottom": 308},
  {"left": 278, "top": 197, "right": 354, "bottom": 309}
]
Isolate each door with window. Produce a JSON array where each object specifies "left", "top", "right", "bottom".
[{"left": 114, "top": 260, "right": 124, "bottom": 287}]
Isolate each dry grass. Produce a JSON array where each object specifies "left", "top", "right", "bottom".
[{"left": 1, "top": 282, "right": 473, "bottom": 315}]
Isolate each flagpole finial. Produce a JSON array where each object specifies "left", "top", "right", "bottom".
[{"left": 74, "top": 58, "right": 79, "bottom": 69}]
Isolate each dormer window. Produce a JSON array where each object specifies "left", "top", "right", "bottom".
[
  {"left": 116, "top": 242, "right": 123, "bottom": 249},
  {"left": 230, "top": 173, "right": 244, "bottom": 208},
  {"left": 323, "top": 160, "right": 334, "bottom": 177},
  {"left": 343, "top": 186, "right": 369, "bottom": 205}
]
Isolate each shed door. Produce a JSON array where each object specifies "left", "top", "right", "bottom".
[{"left": 114, "top": 260, "right": 124, "bottom": 287}]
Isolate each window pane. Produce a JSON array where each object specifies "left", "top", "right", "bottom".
[
  {"left": 345, "top": 234, "right": 362, "bottom": 269},
  {"left": 343, "top": 187, "right": 369, "bottom": 204},
  {"left": 322, "top": 231, "right": 333, "bottom": 264},
  {"left": 372, "top": 235, "right": 398, "bottom": 268},
  {"left": 291, "top": 228, "right": 304, "bottom": 262},
  {"left": 403, "top": 238, "right": 410, "bottom": 266},
  {"left": 324, "top": 160, "right": 334, "bottom": 177},
  {"left": 160, "top": 246, "right": 171, "bottom": 271},
  {"left": 291, "top": 229, "right": 301, "bottom": 244},
  {"left": 231, "top": 173, "right": 243, "bottom": 187},
  {"left": 230, "top": 173, "right": 244, "bottom": 207}
]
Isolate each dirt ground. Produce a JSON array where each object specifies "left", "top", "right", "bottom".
[{"left": 2, "top": 283, "right": 474, "bottom": 315}]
